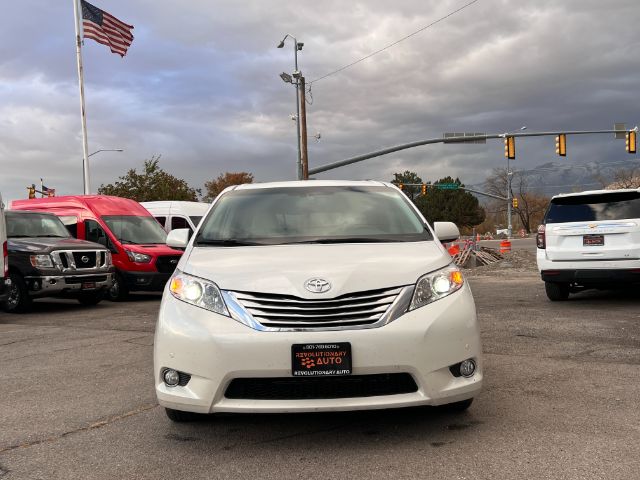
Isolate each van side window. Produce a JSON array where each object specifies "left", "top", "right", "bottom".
[
  {"left": 155, "top": 216, "right": 167, "bottom": 230},
  {"left": 85, "top": 219, "right": 116, "bottom": 252},
  {"left": 171, "top": 216, "right": 192, "bottom": 235},
  {"left": 59, "top": 216, "right": 78, "bottom": 238}
]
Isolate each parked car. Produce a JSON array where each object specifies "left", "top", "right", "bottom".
[
  {"left": 141, "top": 201, "right": 209, "bottom": 235},
  {"left": 154, "top": 180, "right": 482, "bottom": 422},
  {"left": 2, "top": 211, "right": 114, "bottom": 313},
  {"left": 536, "top": 188, "right": 640, "bottom": 300},
  {"left": 0, "top": 192, "right": 8, "bottom": 304},
  {"left": 11, "top": 195, "right": 183, "bottom": 301}
]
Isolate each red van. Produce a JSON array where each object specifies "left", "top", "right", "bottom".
[{"left": 11, "top": 195, "right": 183, "bottom": 301}]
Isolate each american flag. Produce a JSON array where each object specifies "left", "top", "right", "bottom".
[{"left": 81, "top": 1, "right": 134, "bottom": 57}]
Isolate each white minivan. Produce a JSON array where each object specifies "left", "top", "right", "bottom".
[
  {"left": 0, "top": 192, "right": 8, "bottom": 303},
  {"left": 154, "top": 181, "right": 482, "bottom": 422},
  {"left": 141, "top": 201, "right": 209, "bottom": 235},
  {"left": 537, "top": 188, "right": 640, "bottom": 300}
]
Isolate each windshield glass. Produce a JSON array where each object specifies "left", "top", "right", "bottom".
[
  {"left": 195, "top": 186, "right": 431, "bottom": 245},
  {"left": 6, "top": 212, "right": 71, "bottom": 238},
  {"left": 189, "top": 216, "right": 203, "bottom": 227},
  {"left": 103, "top": 216, "right": 168, "bottom": 244},
  {"left": 545, "top": 191, "right": 640, "bottom": 223}
]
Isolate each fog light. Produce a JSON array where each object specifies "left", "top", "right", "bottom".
[
  {"left": 163, "top": 368, "right": 180, "bottom": 387},
  {"left": 459, "top": 359, "right": 476, "bottom": 378}
]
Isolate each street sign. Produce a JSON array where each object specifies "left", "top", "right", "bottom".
[
  {"left": 435, "top": 183, "right": 459, "bottom": 190},
  {"left": 443, "top": 132, "right": 486, "bottom": 144}
]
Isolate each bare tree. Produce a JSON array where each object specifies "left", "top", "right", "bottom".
[
  {"left": 606, "top": 167, "right": 640, "bottom": 189},
  {"left": 483, "top": 168, "right": 550, "bottom": 233}
]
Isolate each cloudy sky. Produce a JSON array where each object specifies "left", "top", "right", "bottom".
[{"left": 1, "top": 0, "right": 639, "bottom": 203}]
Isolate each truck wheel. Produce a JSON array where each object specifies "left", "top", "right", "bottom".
[
  {"left": 107, "top": 273, "right": 129, "bottom": 301},
  {"left": 77, "top": 291, "right": 105, "bottom": 306},
  {"left": 165, "top": 408, "right": 201, "bottom": 423},
  {"left": 545, "top": 282, "right": 570, "bottom": 301},
  {"left": 3, "top": 273, "right": 32, "bottom": 313}
]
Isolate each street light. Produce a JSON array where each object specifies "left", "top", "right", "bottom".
[
  {"left": 277, "top": 33, "right": 303, "bottom": 180},
  {"left": 84, "top": 149, "right": 124, "bottom": 194}
]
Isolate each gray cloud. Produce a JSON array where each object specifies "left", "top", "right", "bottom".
[{"left": 1, "top": 0, "right": 639, "bottom": 203}]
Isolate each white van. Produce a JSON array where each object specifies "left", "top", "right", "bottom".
[
  {"left": 0, "top": 192, "right": 8, "bottom": 303},
  {"left": 141, "top": 201, "right": 209, "bottom": 235},
  {"left": 537, "top": 188, "right": 640, "bottom": 300},
  {"left": 154, "top": 180, "right": 482, "bottom": 422}
]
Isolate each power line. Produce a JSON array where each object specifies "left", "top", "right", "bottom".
[{"left": 309, "top": 0, "right": 480, "bottom": 85}]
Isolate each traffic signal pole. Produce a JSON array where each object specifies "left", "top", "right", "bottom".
[{"left": 307, "top": 128, "right": 632, "bottom": 176}]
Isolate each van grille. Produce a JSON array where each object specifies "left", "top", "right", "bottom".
[
  {"left": 155, "top": 255, "right": 181, "bottom": 273},
  {"left": 225, "top": 374, "right": 418, "bottom": 400},
  {"left": 230, "top": 286, "right": 404, "bottom": 329}
]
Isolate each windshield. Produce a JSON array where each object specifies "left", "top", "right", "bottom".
[
  {"left": 545, "top": 191, "right": 640, "bottom": 223},
  {"left": 103, "top": 215, "right": 168, "bottom": 244},
  {"left": 6, "top": 212, "right": 71, "bottom": 238},
  {"left": 195, "top": 186, "right": 431, "bottom": 246}
]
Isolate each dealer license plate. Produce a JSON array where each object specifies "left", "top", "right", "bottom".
[
  {"left": 583, "top": 234, "right": 604, "bottom": 246},
  {"left": 81, "top": 281, "right": 96, "bottom": 290},
  {"left": 291, "top": 343, "right": 352, "bottom": 376}
]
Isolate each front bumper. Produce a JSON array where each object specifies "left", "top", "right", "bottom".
[
  {"left": 24, "top": 273, "right": 113, "bottom": 297},
  {"left": 122, "top": 271, "right": 172, "bottom": 292},
  {"left": 154, "top": 284, "right": 483, "bottom": 414}
]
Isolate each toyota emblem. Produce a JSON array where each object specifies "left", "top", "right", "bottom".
[
  {"left": 304, "top": 278, "right": 331, "bottom": 294},
  {"left": 81, "top": 256, "right": 90, "bottom": 263}
]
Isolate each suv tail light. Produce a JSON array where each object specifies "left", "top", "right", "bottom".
[
  {"left": 536, "top": 225, "right": 546, "bottom": 249},
  {"left": 2, "top": 241, "right": 8, "bottom": 278}
]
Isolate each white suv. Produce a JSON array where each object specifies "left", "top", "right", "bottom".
[
  {"left": 537, "top": 188, "right": 640, "bottom": 301},
  {"left": 154, "top": 181, "right": 482, "bottom": 422}
]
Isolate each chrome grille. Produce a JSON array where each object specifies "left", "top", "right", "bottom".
[
  {"left": 51, "top": 250, "right": 109, "bottom": 272},
  {"left": 229, "top": 286, "right": 406, "bottom": 329}
]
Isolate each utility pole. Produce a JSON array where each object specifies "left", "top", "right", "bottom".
[
  {"left": 507, "top": 157, "right": 513, "bottom": 238},
  {"left": 299, "top": 75, "right": 309, "bottom": 179}
]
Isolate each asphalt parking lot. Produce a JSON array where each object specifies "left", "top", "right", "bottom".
[{"left": 1, "top": 258, "right": 639, "bottom": 479}]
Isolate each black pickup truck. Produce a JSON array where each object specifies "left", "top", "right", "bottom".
[{"left": 3, "top": 211, "right": 114, "bottom": 313}]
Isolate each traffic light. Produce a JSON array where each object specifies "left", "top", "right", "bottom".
[
  {"left": 27, "top": 185, "right": 36, "bottom": 199},
  {"left": 421, "top": 184, "right": 427, "bottom": 195},
  {"left": 626, "top": 131, "right": 637, "bottom": 154},
  {"left": 398, "top": 183, "right": 404, "bottom": 190},
  {"left": 504, "top": 137, "right": 515, "bottom": 160},
  {"left": 555, "top": 134, "right": 566, "bottom": 157},
  {"left": 512, "top": 197, "right": 518, "bottom": 208}
]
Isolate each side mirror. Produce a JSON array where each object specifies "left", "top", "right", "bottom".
[
  {"left": 166, "top": 228, "right": 191, "bottom": 249},
  {"left": 434, "top": 222, "right": 460, "bottom": 243}
]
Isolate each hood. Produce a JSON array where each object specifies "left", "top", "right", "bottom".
[
  {"left": 124, "top": 244, "right": 183, "bottom": 256},
  {"left": 182, "top": 241, "right": 449, "bottom": 298},
  {"left": 8, "top": 237, "right": 107, "bottom": 253}
]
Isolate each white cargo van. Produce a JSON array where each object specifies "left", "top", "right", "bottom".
[
  {"left": 141, "top": 201, "right": 209, "bottom": 235},
  {"left": 0, "top": 192, "right": 8, "bottom": 303},
  {"left": 537, "top": 188, "right": 640, "bottom": 300}
]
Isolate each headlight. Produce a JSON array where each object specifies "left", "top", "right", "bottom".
[
  {"left": 409, "top": 264, "right": 464, "bottom": 310},
  {"left": 125, "top": 250, "right": 151, "bottom": 263},
  {"left": 30, "top": 254, "right": 54, "bottom": 268},
  {"left": 169, "top": 270, "right": 229, "bottom": 316}
]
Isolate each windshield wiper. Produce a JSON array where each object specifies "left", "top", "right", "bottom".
[
  {"left": 37, "top": 235, "right": 69, "bottom": 238},
  {"left": 195, "top": 239, "right": 264, "bottom": 247},
  {"left": 284, "top": 237, "right": 400, "bottom": 244},
  {"left": 119, "top": 238, "right": 140, "bottom": 245}
]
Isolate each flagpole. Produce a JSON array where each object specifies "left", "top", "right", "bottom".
[{"left": 73, "top": 0, "right": 91, "bottom": 195}]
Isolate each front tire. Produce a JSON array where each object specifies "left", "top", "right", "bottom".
[
  {"left": 545, "top": 281, "right": 570, "bottom": 301},
  {"left": 441, "top": 398, "right": 474, "bottom": 412},
  {"left": 3, "top": 273, "right": 32, "bottom": 313},
  {"left": 165, "top": 408, "right": 201, "bottom": 423},
  {"left": 107, "top": 273, "right": 129, "bottom": 301}
]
